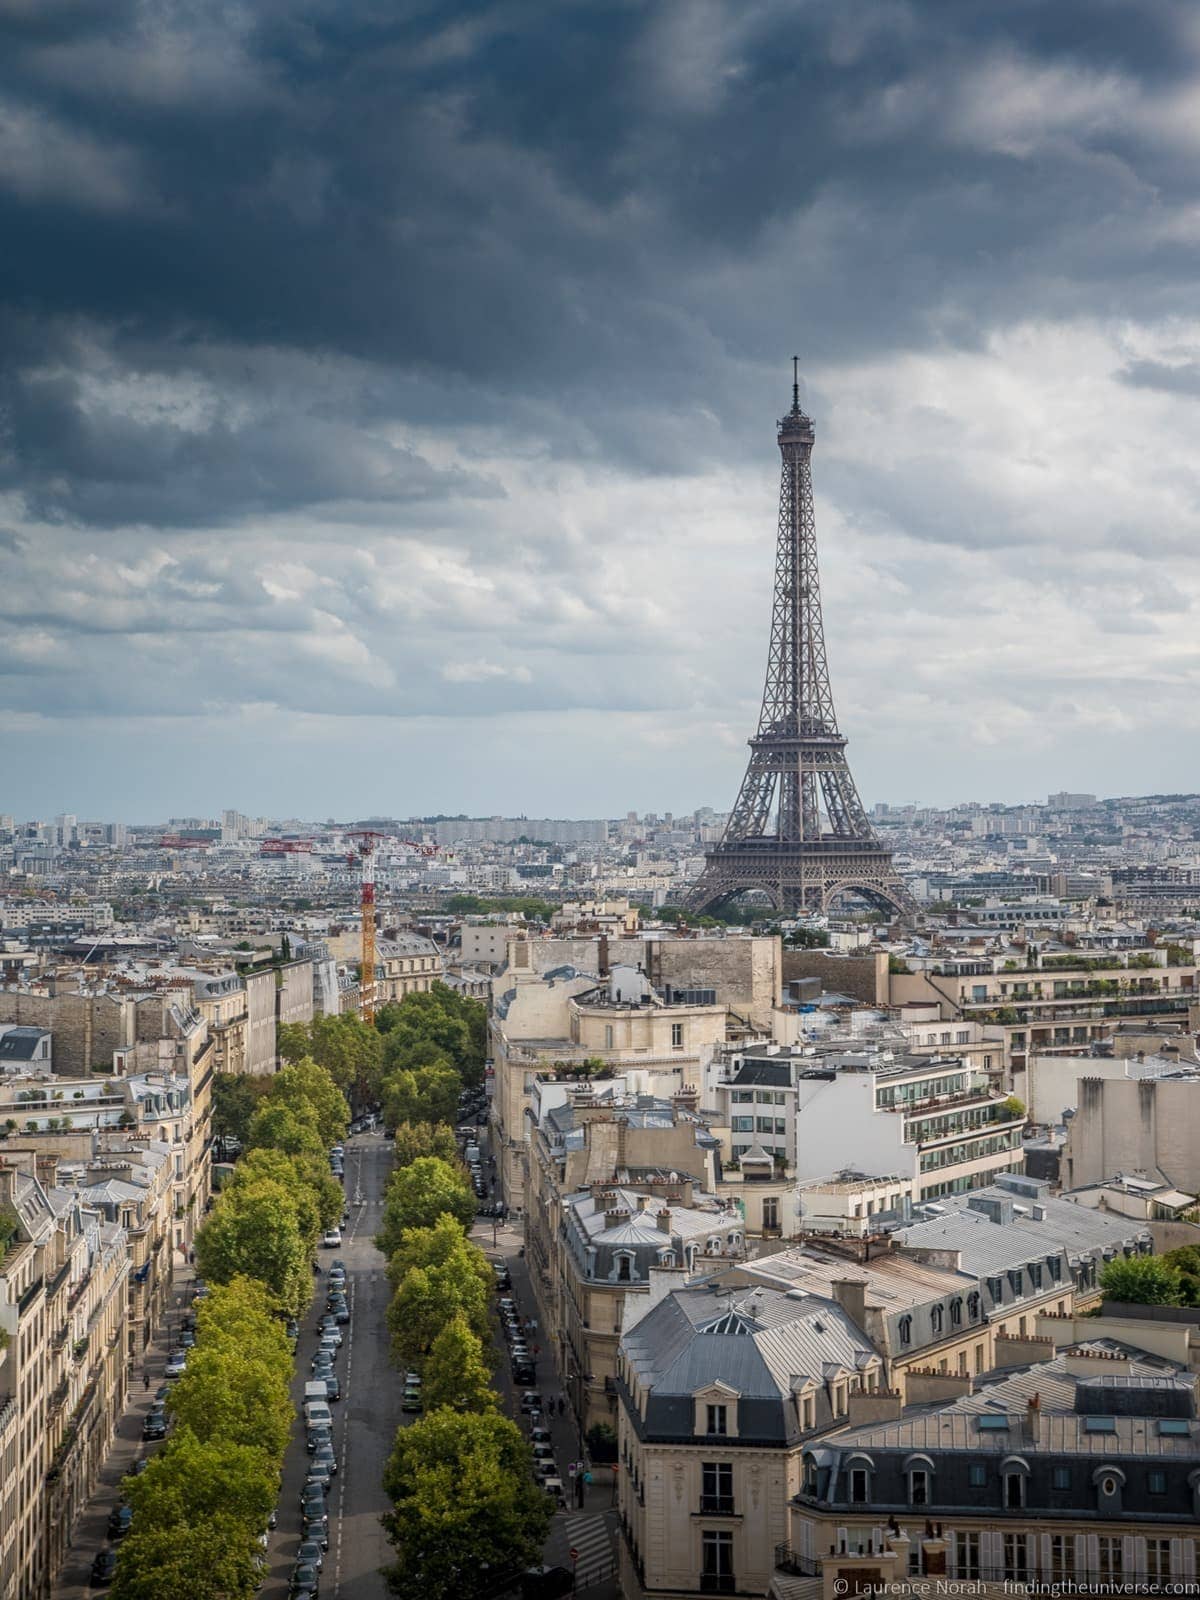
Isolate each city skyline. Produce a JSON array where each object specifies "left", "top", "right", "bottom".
[{"left": 4, "top": 4, "right": 1200, "bottom": 813}]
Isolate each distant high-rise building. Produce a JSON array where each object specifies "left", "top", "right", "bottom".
[{"left": 1048, "top": 791, "right": 1098, "bottom": 809}]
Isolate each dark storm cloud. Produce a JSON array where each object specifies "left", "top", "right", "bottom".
[
  {"left": 3, "top": 0, "right": 1200, "bottom": 808},
  {"left": 2, "top": 0, "right": 1198, "bottom": 431}
]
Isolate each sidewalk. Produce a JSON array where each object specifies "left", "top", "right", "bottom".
[{"left": 51, "top": 1256, "right": 197, "bottom": 1600}]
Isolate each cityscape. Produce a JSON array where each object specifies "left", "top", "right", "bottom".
[{"left": 5, "top": 4, "right": 1200, "bottom": 1600}]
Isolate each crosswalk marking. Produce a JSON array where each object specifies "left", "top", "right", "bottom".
[{"left": 561, "top": 1512, "right": 616, "bottom": 1579}]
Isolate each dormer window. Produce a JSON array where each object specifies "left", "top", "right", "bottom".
[
  {"left": 898, "top": 1315, "right": 912, "bottom": 1347},
  {"left": 707, "top": 1404, "right": 728, "bottom": 1437},
  {"left": 931, "top": 1305, "right": 943, "bottom": 1335}
]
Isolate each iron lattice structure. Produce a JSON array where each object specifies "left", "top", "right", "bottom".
[{"left": 687, "top": 367, "right": 915, "bottom": 919}]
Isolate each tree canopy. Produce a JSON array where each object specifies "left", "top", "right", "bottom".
[
  {"left": 195, "top": 1179, "right": 311, "bottom": 1317},
  {"left": 382, "top": 1409, "right": 551, "bottom": 1600},
  {"left": 422, "top": 1313, "right": 498, "bottom": 1414},
  {"left": 376, "top": 1157, "right": 476, "bottom": 1256},
  {"left": 392, "top": 1121, "right": 462, "bottom": 1170},
  {"left": 1100, "top": 1254, "right": 1185, "bottom": 1306}
]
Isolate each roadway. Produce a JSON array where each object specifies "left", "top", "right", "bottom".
[{"left": 260, "top": 1128, "right": 396, "bottom": 1600}]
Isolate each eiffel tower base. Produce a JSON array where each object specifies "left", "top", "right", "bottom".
[{"left": 686, "top": 841, "right": 917, "bottom": 919}]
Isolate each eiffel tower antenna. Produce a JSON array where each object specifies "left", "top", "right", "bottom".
[{"left": 686, "top": 363, "right": 915, "bottom": 919}]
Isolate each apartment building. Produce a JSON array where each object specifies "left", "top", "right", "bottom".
[
  {"left": 0, "top": 1154, "right": 130, "bottom": 1600},
  {"left": 884, "top": 955, "right": 1198, "bottom": 1089},
  {"left": 1063, "top": 1074, "right": 1200, "bottom": 1194},
  {"left": 490, "top": 948, "right": 733, "bottom": 1211},
  {"left": 785, "top": 1344, "right": 1200, "bottom": 1592},
  {"left": 617, "top": 1282, "right": 884, "bottom": 1599},
  {"left": 375, "top": 934, "right": 443, "bottom": 1004},
  {"left": 789, "top": 1050, "right": 1026, "bottom": 1201}
]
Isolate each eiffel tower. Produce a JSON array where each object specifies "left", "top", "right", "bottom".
[{"left": 687, "top": 363, "right": 915, "bottom": 919}]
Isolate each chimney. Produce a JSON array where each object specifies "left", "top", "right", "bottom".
[
  {"left": 636, "top": 1194, "right": 652, "bottom": 1212},
  {"left": 598, "top": 934, "right": 610, "bottom": 977},
  {"left": 0, "top": 1163, "right": 17, "bottom": 1208},
  {"left": 831, "top": 1277, "right": 869, "bottom": 1330},
  {"left": 1025, "top": 1391, "right": 1042, "bottom": 1444},
  {"left": 673, "top": 1085, "right": 699, "bottom": 1114},
  {"left": 657, "top": 1207, "right": 673, "bottom": 1234},
  {"left": 36, "top": 1153, "right": 59, "bottom": 1188}
]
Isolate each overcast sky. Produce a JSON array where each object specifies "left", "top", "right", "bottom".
[{"left": 3, "top": 0, "right": 1200, "bottom": 821}]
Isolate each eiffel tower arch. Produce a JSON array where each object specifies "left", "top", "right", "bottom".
[{"left": 687, "top": 364, "right": 915, "bottom": 920}]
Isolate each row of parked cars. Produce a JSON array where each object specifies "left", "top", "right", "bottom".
[
  {"left": 293, "top": 1253, "right": 352, "bottom": 1597},
  {"left": 498, "top": 1286, "right": 537, "bottom": 1388}
]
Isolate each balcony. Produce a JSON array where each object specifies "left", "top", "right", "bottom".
[
  {"left": 697, "top": 1496, "right": 739, "bottom": 1517},
  {"left": 699, "top": 1577, "right": 736, "bottom": 1594},
  {"left": 774, "top": 1545, "right": 821, "bottom": 1578}
]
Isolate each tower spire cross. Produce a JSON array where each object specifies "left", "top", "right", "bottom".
[{"left": 686, "top": 366, "right": 915, "bottom": 919}]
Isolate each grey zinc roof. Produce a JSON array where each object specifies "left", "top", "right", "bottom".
[
  {"left": 623, "top": 1284, "right": 880, "bottom": 1440},
  {"left": 727, "top": 1059, "right": 794, "bottom": 1088},
  {"left": 894, "top": 1187, "right": 1147, "bottom": 1273}
]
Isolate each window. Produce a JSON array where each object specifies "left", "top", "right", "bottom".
[
  {"left": 1049, "top": 1536, "right": 1074, "bottom": 1582},
  {"left": 968, "top": 1463, "right": 986, "bottom": 1488},
  {"left": 617, "top": 1255, "right": 632, "bottom": 1282},
  {"left": 731, "top": 1117, "right": 753, "bottom": 1133},
  {"left": 849, "top": 1468, "right": 869, "bottom": 1504},
  {"left": 1084, "top": 1416, "right": 1115, "bottom": 1434},
  {"left": 731, "top": 1090, "right": 754, "bottom": 1104},
  {"left": 1098, "top": 1539, "right": 1123, "bottom": 1581},
  {"left": 1148, "top": 1470, "right": 1167, "bottom": 1495},
  {"left": 701, "top": 1462, "right": 734, "bottom": 1515},
  {"left": 908, "top": 1469, "right": 928, "bottom": 1506},
  {"left": 671, "top": 1022, "right": 684, "bottom": 1049},
  {"left": 706, "top": 1404, "right": 728, "bottom": 1437},
  {"left": 762, "top": 1198, "right": 779, "bottom": 1230},
  {"left": 930, "top": 1305, "right": 943, "bottom": 1335},
  {"left": 1004, "top": 1472, "right": 1025, "bottom": 1509},
  {"left": 604, "top": 1025, "right": 613, "bottom": 1049},
  {"left": 957, "top": 1533, "right": 981, "bottom": 1580},
  {"left": 701, "top": 1531, "right": 734, "bottom": 1593},
  {"left": 1147, "top": 1540, "right": 1171, "bottom": 1582},
  {"left": 1051, "top": 1467, "right": 1071, "bottom": 1490},
  {"left": 950, "top": 1297, "right": 963, "bottom": 1326},
  {"left": 898, "top": 1315, "right": 912, "bottom": 1347},
  {"left": 1003, "top": 1534, "right": 1029, "bottom": 1582},
  {"left": 756, "top": 1117, "right": 774, "bottom": 1133}
]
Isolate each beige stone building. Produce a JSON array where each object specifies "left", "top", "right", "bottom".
[
  {"left": 491, "top": 945, "right": 742, "bottom": 1211},
  {"left": 375, "top": 935, "right": 443, "bottom": 1005},
  {"left": 0, "top": 1153, "right": 130, "bottom": 1600},
  {"left": 1063, "top": 1074, "right": 1200, "bottom": 1194}
]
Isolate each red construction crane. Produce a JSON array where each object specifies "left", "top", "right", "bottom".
[{"left": 347, "top": 832, "right": 386, "bottom": 1022}]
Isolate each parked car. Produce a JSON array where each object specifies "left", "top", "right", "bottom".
[
  {"left": 178, "top": 1329, "right": 195, "bottom": 1348},
  {"left": 289, "top": 1561, "right": 320, "bottom": 1598},
  {"left": 302, "top": 1517, "right": 329, "bottom": 1551},
  {"left": 142, "top": 1410, "right": 167, "bottom": 1441},
  {"left": 532, "top": 1458, "right": 557, "bottom": 1482},
  {"left": 529, "top": 1427, "right": 552, "bottom": 1445},
  {"left": 520, "top": 1392, "right": 544, "bottom": 1413},
  {"left": 164, "top": 1351, "right": 188, "bottom": 1378},
  {"left": 321, "top": 1229, "right": 341, "bottom": 1248},
  {"left": 312, "top": 1444, "right": 338, "bottom": 1478},
  {"left": 404, "top": 1371, "right": 421, "bottom": 1387},
  {"left": 306, "top": 1427, "right": 332, "bottom": 1456},
  {"left": 107, "top": 1504, "right": 133, "bottom": 1540},
  {"left": 401, "top": 1387, "right": 423, "bottom": 1413},
  {"left": 317, "top": 1317, "right": 343, "bottom": 1346},
  {"left": 323, "top": 1375, "right": 341, "bottom": 1401},
  {"left": 297, "top": 1539, "right": 325, "bottom": 1571},
  {"left": 90, "top": 1549, "right": 119, "bottom": 1586},
  {"left": 301, "top": 1496, "right": 328, "bottom": 1529},
  {"left": 531, "top": 1442, "right": 554, "bottom": 1462}
]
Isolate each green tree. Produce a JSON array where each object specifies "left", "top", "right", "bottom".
[
  {"left": 228, "top": 1149, "right": 324, "bottom": 1251},
  {"left": 211, "top": 1074, "right": 272, "bottom": 1146},
  {"left": 266, "top": 1058, "right": 349, "bottom": 1147},
  {"left": 386, "top": 1244, "right": 492, "bottom": 1369},
  {"left": 193, "top": 1277, "right": 292, "bottom": 1370},
  {"left": 381, "top": 1063, "right": 462, "bottom": 1130},
  {"left": 381, "top": 1409, "right": 552, "bottom": 1600},
  {"left": 276, "top": 1021, "right": 311, "bottom": 1065},
  {"left": 122, "top": 1427, "right": 276, "bottom": 1535},
  {"left": 422, "top": 1313, "right": 498, "bottom": 1412},
  {"left": 245, "top": 1100, "right": 324, "bottom": 1160},
  {"left": 392, "top": 1121, "right": 462, "bottom": 1169},
  {"left": 310, "top": 1011, "right": 385, "bottom": 1103},
  {"left": 585, "top": 1421, "right": 618, "bottom": 1462},
  {"left": 385, "top": 1214, "right": 493, "bottom": 1293},
  {"left": 110, "top": 1517, "right": 262, "bottom": 1600},
  {"left": 376, "top": 1157, "right": 476, "bottom": 1255},
  {"left": 1099, "top": 1255, "right": 1184, "bottom": 1306},
  {"left": 167, "top": 1348, "right": 292, "bottom": 1457},
  {"left": 195, "top": 1181, "right": 311, "bottom": 1317}
]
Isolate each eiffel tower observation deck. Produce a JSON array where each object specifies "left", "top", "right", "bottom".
[{"left": 687, "top": 364, "right": 915, "bottom": 919}]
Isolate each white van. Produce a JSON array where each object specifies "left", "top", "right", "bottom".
[
  {"left": 304, "top": 1400, "right": 333, "bottom": 1429},
  {"left": 304, "top": 1381, "right": 328, "bottom": 1407}
]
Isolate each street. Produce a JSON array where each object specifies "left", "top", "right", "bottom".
[
  {"left": 52, "top": 1123, "right": 619, "bottom": 1600},
  {"left": 260, "top": 1129, "right": 397, "bottom": 1600}
]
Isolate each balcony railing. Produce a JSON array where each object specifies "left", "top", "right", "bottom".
[
  {"left": 698, "top": 1496, "right": 738, "bottom": 1516},
  {"left": 699, "top": 1576, "right": 736, "bottom": 1594},
  {"left": 774, "top": 1545, "right": 821, "bottom": 1577}
]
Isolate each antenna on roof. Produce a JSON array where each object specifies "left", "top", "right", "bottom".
[{"left": 792, "top": 355, "right": 800, "bottom": 413}]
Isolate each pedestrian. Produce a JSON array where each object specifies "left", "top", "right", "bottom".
[
  {"left": 530, "top": 1316, "right": 538, "bottom": 1333},
  {"left": 558, "top": 1396, "right": 565, "bottom": 1417},
  {"left": 143, "top": 1372, "right": 150, "bottom": 1392}
]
